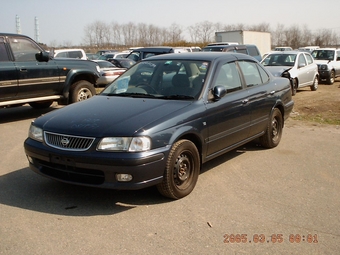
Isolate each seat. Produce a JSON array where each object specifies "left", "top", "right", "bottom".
[{"left": 164, "top": 74, "right": 192, "bottom": 96}]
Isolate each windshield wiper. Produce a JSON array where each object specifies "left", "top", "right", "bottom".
[
  {"left": 160, "top": 94, "right": 195, "bottom": 100},
  {"left": 114, "top": 92, "right": 156, "bottom": 98}
]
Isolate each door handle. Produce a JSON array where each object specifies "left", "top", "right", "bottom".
[
  {"left": 20, "top": 68, "right": 28, "bottom": 72},
  {"left": 241, "top": 99, "right": 249, "bottom": 104}
]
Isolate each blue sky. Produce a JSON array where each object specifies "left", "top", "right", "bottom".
[{"left": 1, "top": 0, "right": 340, "bottom": 45}]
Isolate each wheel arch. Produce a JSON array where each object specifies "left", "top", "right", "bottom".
[
  {"left": 272, "top": 103, "right": 285, "bottom": 128},
  {"left": 168, "top": 127, "right": 204, "bottom": 166},
  {"left": 62, "top": 69, "right": 99, "bottom": 100}
]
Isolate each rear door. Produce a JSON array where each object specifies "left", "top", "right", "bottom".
[
  {"left": 237, "top": 60, "right": 275, "bottom": 136},
  {"left": 8, "top": 35, "right": 61, "bottom": 99}
]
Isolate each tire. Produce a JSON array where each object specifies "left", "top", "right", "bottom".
[
  {"left": 326, "top": 70, "right": 335, "bottom": 85},
  {"left": 29, "top": 100, "right": 53, "bottom": 109},
  {"left": 291, "top": 79, "right": 297, "bottom": 96},
  {"left": 157, "top": 140, "right": 200, "bottom": 199},
  {"left": 259, "top": 108, "right": 283, "bottom": 148},
  {"left": 310, "top": 76, "right": 318, "bottom": 91},
  {"left": 70, "top": 80, "right": 96, "bottom": 103}
]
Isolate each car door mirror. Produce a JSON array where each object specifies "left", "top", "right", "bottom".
[
  {"left": 212, "top": 85, "right": 227, "bottom": 101},
  {"left": 35, "top": 51, "right": 50, "bottom": 62},
  {"left": 298, "top": 63, "right": 306, "bottom": 68}
]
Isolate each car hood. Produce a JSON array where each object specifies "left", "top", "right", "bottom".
[
  {"left": 264, "top": 66, "right": 292, "bottom": 76},
  {"left": 35, "top": 96, "right": 193, "bottom": 137},
  {"left": 313, "top": 59, "right": 331, "bottom": 65}
]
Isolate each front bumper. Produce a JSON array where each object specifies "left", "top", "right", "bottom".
[
  {"left": 24, "top": 138, "right": 168, "bottom": 190},
  {"left": 318, "top": 69, "right": 331, "bottom": 80}
]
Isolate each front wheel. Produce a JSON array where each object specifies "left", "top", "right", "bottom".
[
  {"left": 157, "top": 140, "right": 200, "bottom": 199},
  {"left": 310, "top": 76, "right": 318, "bottom": 91},
  {"left": 70, "top": 80, "right": 96, "bottom": 103},
  {"left": 326, "top": 70, "right": 335, "bottom": 85},
  {"left": 259, "top": 108, "right": 283, "bottom": 148},
  {"left": 291, "top": 79, "right": 297, "bottom": 96}
]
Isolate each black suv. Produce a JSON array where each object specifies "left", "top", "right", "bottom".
[
  {"left": 202, "top": 44, "right": 262, "bottom": 61},
  {"left": 0, "top": 33, "right": 100, "bottom": 109}
]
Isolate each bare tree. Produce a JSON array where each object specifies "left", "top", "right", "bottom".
[
  {"left": 197, "top": 21, "right": 215, "bottom": 44},
  {"left": 188, "top": 23, "right": 201, "bottom": 43},
  {"left": 167, "top": 23, "right": 183, "bottom": 44}
]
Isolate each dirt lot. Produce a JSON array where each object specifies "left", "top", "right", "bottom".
[{"left": 288, "top": 79, "right": 340, "bottom": 126}]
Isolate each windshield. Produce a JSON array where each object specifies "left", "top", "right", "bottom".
[
  {"left": 100, "top": 59, "right": 209, "bottom": 100},
  {"left": 261, "top": 54, "right": 297, "bottom": 66},
  {"left": 311, "top": 50, "right": 334, "bottom": 60}
]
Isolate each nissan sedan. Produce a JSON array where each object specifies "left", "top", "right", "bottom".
[{"left": 24, "top": 52, "right": 294, "bottom": 199}]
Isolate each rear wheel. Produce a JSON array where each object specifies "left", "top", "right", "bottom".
[
  {"left": 70, "top": 80, "right": 96, "bottom": 103},
  {"left": 157, "top": 140, "right": 200, "bottom": 199},
  {"left": 310, "top": 76, "right": 318, "bottom": 91},
  {"left": 260, "top": 108, "right": 283, "bottom": 148}
]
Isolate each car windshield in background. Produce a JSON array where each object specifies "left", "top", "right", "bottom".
[
  {"left": 101, "top": 59, "right": 209, "bottom": 100},
  {"left": 262, "top": 53, "right": 297, "bottom": 66},
  {"left": 311, "top": 50, "right": 334, "bottom": 60}
]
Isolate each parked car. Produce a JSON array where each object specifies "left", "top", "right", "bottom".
[
  {"left": 98, "top": 52, "right": 129, "bottom": 61},
  {"left": 0, "top": 33, "right": 100, "bottom": 109},
  {"left": 311, "top": 48, "right": 340, "bottom": 84},
  {"left": 86, "top": 53, "right": 99, "bottom": 60},
  {"left": 202, "top": 44, "right": 262, "bottom": 61},
  {"left": 96, "top": 50, "right": 118, "bottom": 55},
  {"left": 92, "top": 60, "right": 126, "bottom": 86},
  {"left": 52, "top": 48, "right": 87, "bottom": 60},
  {"left": 261, "top": 51, "right": 319, "bottom": 95},
  {"left": 126, "top": 46, "right": 175, "bottom": 62},
  {"left": 274, "top": 47, "right": 293, "bottom": 51},
  {"left": 24, "top": 52, "right": 294, "bottom": 199},
  {"left": 298, "top": 46, "right": 320, "bottom": 53},
  {"left": 109, "top": 58, "right": 136, "bottom": 69}
]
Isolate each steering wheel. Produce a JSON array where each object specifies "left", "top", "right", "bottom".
[{"left": 136, "top": 83, "right": 158, "bottom": 94}]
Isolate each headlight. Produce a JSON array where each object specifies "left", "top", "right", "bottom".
[
  {"left": 320, "top": 64, "right": 328, "bottom": 70},
  {"left": 97, "top": 137, "right": 151, "bottom": 152},
  {"left": 28, "top": 124, "right": 43, "bottom": 142},
  {"left": 96, "top": 64, "right": 101, "bottom": 73}
]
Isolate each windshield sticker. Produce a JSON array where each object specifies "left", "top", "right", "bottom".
[{"left": 116, "top": 76, "right": 129, "bottom": 93}]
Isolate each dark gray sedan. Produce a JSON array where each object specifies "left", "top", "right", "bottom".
[{"left": 24, "top": 52, "right": 294, "bottom": 199}]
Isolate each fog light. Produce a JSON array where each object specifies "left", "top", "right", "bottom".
[
  {"left": 27, "top": 155, "right": 34, "bottom": 164},
  {"left": 116, "top": 174, "right": 133, "bottom": 182}
]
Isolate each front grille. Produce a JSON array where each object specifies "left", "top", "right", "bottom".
[{"left": 44, "top": 131, "right": 95, "bottom": 151}]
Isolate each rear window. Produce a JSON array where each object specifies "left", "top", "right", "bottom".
[{"left": 247, "top": 46, "right": 260, "bottom": 57}]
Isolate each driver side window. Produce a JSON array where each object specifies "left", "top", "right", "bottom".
[{"left": 9, "top": 37, "right": 40, "bottom": 62}]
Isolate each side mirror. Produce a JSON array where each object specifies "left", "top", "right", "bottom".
[
  {"left": 35, "top": 51, "right": 50, "bottom": 62},
  {"left": 212, "top": 85, "right": 227, "bottom": 101},
  {"left": 298, "top": 63, "right": 306, "bottom": 68}
]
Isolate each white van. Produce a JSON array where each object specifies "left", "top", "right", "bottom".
[{"left": 53, "top": 48, "right": 87, "bottom": 60}]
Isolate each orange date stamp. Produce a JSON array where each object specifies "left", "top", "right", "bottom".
[{"left": 223, "top": 234, "right": 318, "bottom": 244}]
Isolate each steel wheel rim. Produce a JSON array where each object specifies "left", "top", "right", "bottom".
[
  {"left": 173, "top": 152, "right": 192, "bottom": 189},
  {"left": 271, "top": 117, "right": 279, "bottom": 142}
]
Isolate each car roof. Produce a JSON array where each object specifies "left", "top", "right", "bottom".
[
  {"left": 142, "top": 52, "right": 256, "bottom": 62},
  {"left": 131, "top": 46, "right": 174, "bottom": 52},
  {"left": 266, "top": 51, "right": 300, "bottom": 54}
]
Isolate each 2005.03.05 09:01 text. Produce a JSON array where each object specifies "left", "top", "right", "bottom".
[{"left": 223, "top": 234, "right": 319, "bottom": 244}]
